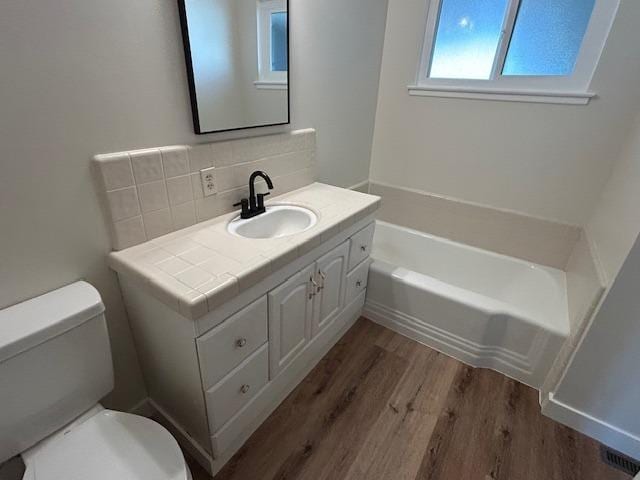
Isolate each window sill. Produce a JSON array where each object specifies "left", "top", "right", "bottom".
[
  {"left": 254, "top": 80, "right": 288, "bottom": 90},
  {"left": 407, "top": 85, "right": 595, "bottom": 105}
]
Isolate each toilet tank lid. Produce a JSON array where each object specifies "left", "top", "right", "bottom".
[{"left": 0, "top": 281, "right": 105, "bottom": 363}]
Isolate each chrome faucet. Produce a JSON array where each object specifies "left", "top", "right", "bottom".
[{"left": 233, "top": 170, "right": 274, "bottom": 219}]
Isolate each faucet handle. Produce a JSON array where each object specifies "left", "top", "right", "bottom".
[
  {"left": 233, "top": 198, "right": 250, "bottom": 218},
  {"left": 256, "top": 192, "right": 270, "bottom": 209}
]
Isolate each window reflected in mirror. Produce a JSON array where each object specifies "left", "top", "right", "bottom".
[{"left": 179, "top": 0, "right": 289, "bottom": 134}]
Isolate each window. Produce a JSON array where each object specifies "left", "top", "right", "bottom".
[
  {"left": 256, "top": 0, "right": 288, "bottom": 89},
  {"left": 411, "top": 0, "right": 620, "bottom": 104}
]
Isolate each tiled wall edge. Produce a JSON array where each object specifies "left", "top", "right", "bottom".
[
  {"left": 541, "top": 229, "right": 607, "bottom": 398},
  {"left": 93, "top": 129, "right": 316, "bottom": 251},
  {"left": 369, "top": 181, "right": 581, "bottom": 270}
]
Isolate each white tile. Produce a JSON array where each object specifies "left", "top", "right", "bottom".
[
  {"left": 228, "top": 254, "right": 271, "bottom": 291},
  {"left": 131, "top": 149, "right": 164, "bottom": 183},
  {"left": 147, "top": 270, "right": 192, "bottom": 311},
  {"left": 198, "top": 253, "right": 242, "bottom": 276},
  {"left": 179, "top": 290, "right": 208, "bottom": 319},
  {"left": 195, "top": 197, "right": 225, "bottom": 223},
  {"left": 160, "top": 237, "right": 202, "bottom": 255},
  {"left": 156, "top": 256, "right": 191, "bottom": 275},
  {"left": 95, "top": 152, "right": 134, "bottom": 190},
  {"left": 143, "top": 208, "right": 172, "bottom": 239},
  {"left": 188, "top": 144, "right": 213, "bottom": 172},
  {"left": 112, "top": 216, "right": 146, "bottom": 250},
  {"left": 137, "top": 181, "right": 169, "bottom": 213},
  {"left": 166, "top": 175, "right": 194, "bottom": 205},
  {"left": 107, "top": 187, "right": 141, "bottom": 221},
  {"left": 171, "top": 201, "right": 196, "bottom": 230},
  {"left": 160, "top": 146, "right": 189, "bottom": 178},
  {"left": 191, "top": 173, "right": 205, "bottom": 199},
  {"left": 179, "top": 245, "right": 217, "bottom": 265},
  {"left": 175, "top": 266, "right": 214, "bottom": 289},
  {"left": 210, "top": 141, "right": 234, "bottom": 167},
  {"left": 138, "top": 248, "right": 173, "bottom": 265},
  {"left": 196, "top": 274, "right": 239, "bottom": 311}
]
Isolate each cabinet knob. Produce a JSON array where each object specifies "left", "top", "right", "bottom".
[
  {"left": 240, "top": 384, "right": 250, "bottom": 394},
  {"left": 360, "top": 245, "right": 367, "bottom": 252},
  {"left": 235, "top": 338, "right": 247, "bottom": 348},
  {"left": 356, "top": 280, "right": 362, "bottom": 287}
]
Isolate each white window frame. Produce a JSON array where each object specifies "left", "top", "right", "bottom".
[
  {"left": 409, "top": 0, "right": 620, "bottom": 104},
  {"left": 255, "top": 0, "right": 288, "bottom": 90}
]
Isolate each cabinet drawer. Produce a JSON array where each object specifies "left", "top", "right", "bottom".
[
  {"left": 197, "top": 296, "right": 268, "bottom": 390},
  {"left": 205, "top": 343, "right": 269, "bottom": 432},
  {"left": 345, "top": 259, "right": 370, "bottom": 305},
  {"left": 348, "top": 222, "right": 375, "bottom": 271}
]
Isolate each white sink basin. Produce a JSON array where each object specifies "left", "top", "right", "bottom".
[{"left": 228, "top": 205, "right": 317, "bottom": 239}]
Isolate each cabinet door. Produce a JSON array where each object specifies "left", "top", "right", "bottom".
[
  {"left": 268, "top": 263, "right": 315, "bottom": 378},
  {"left": 312, "top": 241, "right": 349, "bottom": 337}
]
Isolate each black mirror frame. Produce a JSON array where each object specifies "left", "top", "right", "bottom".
[{"left": 176, "top": 0, "right": 291, "bottom": 135}]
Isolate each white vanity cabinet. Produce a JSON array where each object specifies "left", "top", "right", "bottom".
[
  {"left": 268, "top": 241, "right": 349, "bottom": 378},
  {"left": 118, "top": 218, "right": 375, "bottom": 476},
  {"left": 268, "top": 263, "right": 315, "bottom": 378}
]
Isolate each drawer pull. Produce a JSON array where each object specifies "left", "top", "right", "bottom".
[
  {"left": 240, "top": 384, "right": 251, "bottom": 394},
  {"left": 360, "top": 245, "right": 367, "bottom": 252},
  {"left": 356, "top": 280, "right": 362, "bottom": 287},
  {"left": 235, "top": 338, "right": 247, "bottom": 348}
]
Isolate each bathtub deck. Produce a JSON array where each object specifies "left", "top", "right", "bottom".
[{"left": 196, "top": 318, "right": 628, "bottom": 480}]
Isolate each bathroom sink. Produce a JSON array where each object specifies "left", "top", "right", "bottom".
[{"left": 227, "top": 205, "right": 317, "bottom": 239}]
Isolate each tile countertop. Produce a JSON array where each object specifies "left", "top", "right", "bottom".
[{"left": 108, "top": 183, "right": 380, "bottom": 320}]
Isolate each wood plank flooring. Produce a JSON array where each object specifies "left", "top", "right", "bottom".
[{"left": 191, "top": 318, "right": 629, "bottom": 480}]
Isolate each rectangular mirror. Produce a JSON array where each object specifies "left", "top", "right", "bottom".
[{"left": 178, "top": 0, "right": 290, "bottom": 134}]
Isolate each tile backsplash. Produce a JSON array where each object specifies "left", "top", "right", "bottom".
[{"left": 93, "top": 129, "right": 316, "bottom": 250}]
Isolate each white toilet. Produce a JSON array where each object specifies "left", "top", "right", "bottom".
[{"left": 0, "top": 281, "right": 192, "bottom": 480}]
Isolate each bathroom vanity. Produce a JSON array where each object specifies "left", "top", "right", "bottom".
[{"left": 108, "top": 183, "right": 379, "bottom": 475}]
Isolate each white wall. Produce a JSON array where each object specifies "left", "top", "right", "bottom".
[
  {"left": 586, "top": 113, "right": 640, "bottom": 283},
  {"left": 0, "top": 0, "right": 387, "bottom": 410},
  {"left": 550, "top": 233, "right": 640, "bottom": 458},
  {"left": 370, "top": 0, "right": 640, "bottom": 225}
]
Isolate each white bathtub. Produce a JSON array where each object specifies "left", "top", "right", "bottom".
[{"left": 364, "top": 221, "right": 569, "bottom": 388}]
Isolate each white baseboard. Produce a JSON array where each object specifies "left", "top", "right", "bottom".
[
  {"left": 127, "top": 397, "right": 155, "bottom": 418},
  {"left": 542, "top": 392, "right": 640, "bottom": 460}
]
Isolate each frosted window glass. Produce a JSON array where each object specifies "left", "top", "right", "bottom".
[
  {"left": 503, "top": 0, "right": 596, "bottom": 76},
  {"left": 429, "top": 0, "right": 510, "bottom": 80},
  {"left": 270, "top": 12, "right": 288, "bottom": 72}
]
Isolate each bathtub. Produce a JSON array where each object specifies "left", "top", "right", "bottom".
[{"left": 364, "top": 221, "right": 569, "bottom": 388}]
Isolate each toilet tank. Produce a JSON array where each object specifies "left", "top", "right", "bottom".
[{"left": 0, "top": 281, "right": 114, "bottom": 463}]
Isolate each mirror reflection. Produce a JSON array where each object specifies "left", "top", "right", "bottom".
[{"left": 179, "top": 0, "right": 289, "bottom": 134}]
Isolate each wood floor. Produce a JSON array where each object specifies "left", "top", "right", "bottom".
[{"left": 191, "top": 318, "right": 629, "bottom": 480}]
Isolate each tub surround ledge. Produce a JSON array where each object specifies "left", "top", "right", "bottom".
[{"left": 108, "top": 183, "right": 380, "bottom": 320}]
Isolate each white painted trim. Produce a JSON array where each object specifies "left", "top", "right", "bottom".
[
  {"left": 127, "top": 397, "right": 155, "bottom": 418},
  {"left": 542, "top": 392, "right": 640, "bottom": 460},
  {"left": 415, "top": 0, "right": 620, "bottom": 100},
  {"left": 253, "top": 80, "right": 288, "bottom": 90},
  {"left": 257, "top": 0, "right": 287, "bottom": 84},
  {"left": 408, "top": 85, "right": 594, "bottom": 105},
  {"left": 347, "top": 179, "right": 369, "bottom": 192},
  {"left": 148, "top": 399, "right": 216, "bottom": 474}
]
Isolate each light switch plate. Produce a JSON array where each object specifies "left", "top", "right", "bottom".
[{"left": 200, "top": 167, "right": 217, "bottom": 197}]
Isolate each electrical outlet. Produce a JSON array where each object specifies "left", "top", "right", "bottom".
[{"left": 200, "top": 167, "right": 217, "bottom": 197}]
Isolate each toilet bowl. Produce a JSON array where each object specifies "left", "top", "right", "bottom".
[
  {"left": 20, "top": 406, "right": 192, "bottom": 480},
  {"left": 0, "top": 282, "right": 192, "bottom": 480}
]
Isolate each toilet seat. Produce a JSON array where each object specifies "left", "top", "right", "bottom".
[{"left": 21, "top": 409, "right": 191, "bottom": 480}]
